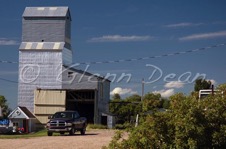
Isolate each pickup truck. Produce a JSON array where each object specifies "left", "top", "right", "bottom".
[{"left": 46, "top": 111, "right": 87, "bottom": 136}]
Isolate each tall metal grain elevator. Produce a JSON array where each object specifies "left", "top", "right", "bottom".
[
  {"left": 18, "top": 7, "right": 72, "bottom": 112},
  {"left": 17, "top": 7, "right": 110, "bottom": 125}
]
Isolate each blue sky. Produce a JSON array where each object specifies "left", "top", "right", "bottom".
[{"left": 1, "top": 0, "right": 226, "bottom": 109}]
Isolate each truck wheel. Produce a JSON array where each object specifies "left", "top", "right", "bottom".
[
  {"left": 80, "top": 128, "right": 86, "bottom": 135},
  {"left": 47, "top": 132, "right": 53, "bottom": 136},
  {"left": 60, "top": 132, "right": 65, "bottom": 135},
  {"left": 69, "top": 127, "right": 75, "bottom": 135}
]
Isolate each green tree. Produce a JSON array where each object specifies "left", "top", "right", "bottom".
[
  {"left": 110, "top": 94, "right": 142, "bottom": 125},
  {"left": 142, "top": 93, "right": 162, "bottom": 112},
  {"left": 194, "top": 78, "right": 212, "bottom": 91},
  {"left": 112, "top": 93, "right": 121, "bottom": 100},
  {"left": 105, "top": 92, "right": 226, "bottom": 148},
  {"left": 0, "top": 95, "right": 11, "bottom": 118}
]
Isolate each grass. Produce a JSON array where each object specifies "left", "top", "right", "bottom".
[
  {"left": 0, "top": 124, "right": 108, "bottom": 139},
  {"left": 87, "top": 124, "right": 108, "bottom": 129},
  {"left": 0, "top": 129, "right": 52, "bottom": 139}
]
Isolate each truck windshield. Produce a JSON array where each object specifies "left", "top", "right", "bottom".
[{"left": 52, "top": 112, "right": 73, "bottom": 119}]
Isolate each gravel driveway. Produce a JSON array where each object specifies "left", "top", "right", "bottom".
[{"left": 0, "top": 129, "right": 115, "bottom": 149}]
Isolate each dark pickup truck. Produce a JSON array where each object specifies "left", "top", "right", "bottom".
[{"left": 46, "top": 111, "right": 87, "bottom": 136}]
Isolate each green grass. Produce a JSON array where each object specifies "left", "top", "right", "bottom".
[
  {"left": 0, "top": 129, "right": 51, "bottom": 139},
  {"left": 0, "top": 125, "right": 107, "bottom": 139}
]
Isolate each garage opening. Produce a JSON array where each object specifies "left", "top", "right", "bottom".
[{"left": 66, "top": 90, "right": 95, "bottom": 123}]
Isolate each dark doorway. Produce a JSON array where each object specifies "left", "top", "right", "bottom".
[
  {"left": 23, "top": 119, "right": 28, "bottom": 133},
  {"left": 101, "top": 116, "right": 107, "bottom": 125},
  {"left": 66, "top": 90, "right": 95, "bottom": 123}
]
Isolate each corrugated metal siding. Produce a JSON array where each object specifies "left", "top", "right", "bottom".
[
  {"left": 22, "top": 19, "right": 66, "bottom": 42},
  {"left": 62, "top": 66, "right": 98, "bottom": 89},
  {"left": 97, "top": 81, "right": 110, "bottom": 121},
  {"left": 62, "top": 48, "right": 72, "bottom": 66},
  {"left": 65, "top": 19, "right": 71, "bottom": 43},
  {"left": 18, "top": 51, "right": 63, "bottom": 112}
]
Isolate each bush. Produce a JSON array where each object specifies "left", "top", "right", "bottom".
[
  {"left": 87, "top": 124, "right": 107, "bottom": 129},
  {"left": 104, "top": 94, "right": 226, "bottom": 148},
  {"left": 114, "top": 123, "right": 133, "bottom": 130}
]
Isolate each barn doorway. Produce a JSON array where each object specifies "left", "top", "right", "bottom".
[{"left": 66, "top": 90, "right": 96, "bottom": 123}]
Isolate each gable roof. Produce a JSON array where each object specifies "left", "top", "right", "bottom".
[
  {"left": 8, "top": 106, "right": 36, "bottom": 119},
  {"left": 23, "top": 7, "right": 71, "bottom": 19},
  {"left": 19, "top": 107, "right": 36, "bottom": 119}
]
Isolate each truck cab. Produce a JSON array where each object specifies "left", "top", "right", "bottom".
[{"left": 46, "top": 111, "right": 87, "bottom": 136}]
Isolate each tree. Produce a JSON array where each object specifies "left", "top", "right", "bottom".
[
  {"left": 0, "top": 95, "right": 11, "bottom": 118},
  {"left": 194, "top": 78, "right": 212, "bottom": 91},
  {"left": 112, "top": 93, "right": 121, "bottom": 100},
  {"left": 142, "top": 93, "right": 162, "bottom": 112},
  {"left": 105, "top": 93, "right": 226, "bottom": 148},
  {"left": 110, "top": 94, "right": 142, "bottom": 125}
]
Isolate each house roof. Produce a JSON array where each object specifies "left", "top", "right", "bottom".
[
  {"left": 19, "top": 107, "right": 36, "bottom": 119},
  {"left": 23, "top": 7, "right": 71, "bottom": 20},
  {"left": 8, "top": 106, "right": 36, "bottom": 119}
]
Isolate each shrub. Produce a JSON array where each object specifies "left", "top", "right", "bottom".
[{"left": 87, "top": 124, "right": 107, "bottom": 129}]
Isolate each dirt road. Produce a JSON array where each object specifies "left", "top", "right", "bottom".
[{"left": 0, "top": 129, "right": 115, "bottom": 149}]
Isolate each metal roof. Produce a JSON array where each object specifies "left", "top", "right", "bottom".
[
  {"left": 19, "top": 42, "right": 65, "bottom": 50},
  {"left": 23, "top": 7, "right": 70, "bottom": 18}
]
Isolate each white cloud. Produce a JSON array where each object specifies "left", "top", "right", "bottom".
[
  {"left": 179, "top": 30, "right": 226, "bottom": 41},
  {"left": 164, "top": 22, "right": 203, "bottom": 28},
  {"left": 88, "top": 35, "right": 153, "bottom": 42},
  {"left": 164, "top": 81, "right": 184, "bottom": 88},
  {"left": 110, "top": 87, "right": 137, "bottom": 95},
  {"left": 153, "top": 89, "right": 175, "bottom": 98},
  {"left": 0, "top": 38, "right": 19, "bottom": 45}
]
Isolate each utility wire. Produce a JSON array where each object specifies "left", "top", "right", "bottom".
[
  {"left": 0, "top": 43, "right": 225, "bottom": 84},
  {"left": 0, "top": 77, "right": 18, "bottom": 84},
  {"left": 0, "top": 43, "right": 225, "bottom": 65}
]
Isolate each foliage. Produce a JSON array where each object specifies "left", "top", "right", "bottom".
[
  {"left": 114, "top": 123, "right": 133, "bottom": 130},
  {"left": 105, "top": 93, "right": 226, "bottom": 148},
  {"left": 110, "top": 93, "right": 169, "bottom": 128},
  {"left": 194, "top": 78, "right": 212, "bottom": 91},
  {"left": 109, "top": 94, "right": 142, "bottom": 125},
  {"left": 112, "top": 93, "right": 121, "bottom": 100},
  {"left": 0, "top": 95, "right": 11, "bottom": 118},
  {"left": 142, "top": 93, "right": 162, "bottom": 112},
  {"left": 87, "top": 124, "right": 107, "bottom": 129}
]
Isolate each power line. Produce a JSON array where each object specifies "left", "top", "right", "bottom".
[
  {"left": 0, "top": 77, "right": 18, "bottom": 84},
  {"left": 0, "top": 43, "right": 225, "bottom": 84},
  {"left": 0, "top": 43, "right": 225, "bottom": 65}
]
